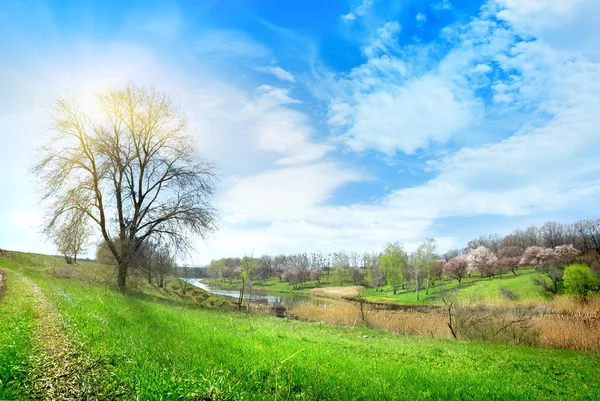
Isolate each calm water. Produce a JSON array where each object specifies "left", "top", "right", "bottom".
[{"left": 186, "top": 279, "right": 327, "bottom": 308}]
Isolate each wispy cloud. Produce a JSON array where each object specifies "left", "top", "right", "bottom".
[
  {"left": 431, "top": 0, "right": 452, "bottom": 12},
  {"left": 256, "top": 66, "right": 296, "bottom": 82},
  {"left": 341, "top": 0, "right": 374, "bottom": 22}
]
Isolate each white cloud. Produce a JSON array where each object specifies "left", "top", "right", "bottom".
[
  {"left": 240, "top": 86, "right": 333, "bottom": 165},
  {"left": 341, "top": 12, "right": 356, "bottom": 23},
  {"left": 257, "top": 66, "right": 296, "bottom": 82},
  {"left": 340, "top": 0, "right": 374, "bottom": 22},
  {"left": 220, "top": 163, "right": 365, "bottom": 223},
  {"left": 431, "top": 0, "right": 452, "bottom": 11},
  {"left": 361, "top": 21, "right": 401, "bottom": 58},
  {"left": 342, "top": 75, "right": 474, "bottom": 154},
  {"left": 416, "top": 13, "right": 427, "bottom": 25},
  {"left": 495, "top": 0, "right": 600, "bottom": 58}
]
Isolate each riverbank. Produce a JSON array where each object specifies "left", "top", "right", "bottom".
[
  {"left": 193, "top": 273, "right": 600, "bottom": 353},
  {"left": 1, "top": 251, "right": 600, "bottom": 400},
  {"left": 202, "top": 267, "right": 550, "bottom": 306}
]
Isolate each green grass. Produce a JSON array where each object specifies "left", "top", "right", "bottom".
[
  {"left": 0, "top": 270, "right": 36, "bottom": 400},
  {"left": 1, "top": 252, "right": 599, "bottom": 400},
  {"left": 209, "top": 267, "right": 549, "bottom": 306}
]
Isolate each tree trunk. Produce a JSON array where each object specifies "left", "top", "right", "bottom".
[
  {"left": 416, "top": 278, "right": 419, "bottom": 300},
  {"left": 117, "top": 262, "right": 128, "bottom": 290}
]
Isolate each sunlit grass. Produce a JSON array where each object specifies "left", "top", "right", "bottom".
[{"left": 0, "top": 270, "right": 36, "bottom": 399}]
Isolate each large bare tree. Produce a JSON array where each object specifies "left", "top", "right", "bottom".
[{"left": 35, "top": 85, "right": 217, "bottom": 289}]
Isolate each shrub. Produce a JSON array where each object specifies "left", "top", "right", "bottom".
[{"left": 563, "top": 264, "right": 599, "bottom": 300}]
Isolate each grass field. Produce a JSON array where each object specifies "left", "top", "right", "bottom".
[
  {"left": 1, "top": 251, "right": 600, "bottom": 399},
  {"left": 207, "top": 267, "right": 549, "bottom": 306}
]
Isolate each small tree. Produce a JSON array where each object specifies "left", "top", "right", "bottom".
[
  {"left": 310, "top": 268, "right": 323, "bottom": 283},
  {"left": 497, "top": 246, "right": 523, "bottom": 276},
  {"left": 50, "top": 212, "right": 90, "bottom": 264},
  {"left": 332, "top": 252, "right": 350, "bottom": 286},
  {"left": 364, "top": 252, "right": 384, "bottom": 291},
  {"left": 379, "top": 242, "right": 408, "bottom": 294},
  {"left": 529, "top": 245, "right": 580, "bottom": 294},
  {"left": 563, "top": 264, "right": 599, "bottom": 301},
  {"left": 466, "top": 246, "right": 497, "bottom": 278},
  {"left": 444, "top": 256, "right": 468, "bottom": 285},
  {"left": 519, "top": 246, "right": 545, "bottom": 270},
  {"left": 411, "top": 238, "right": 437, "bottom": 300}
]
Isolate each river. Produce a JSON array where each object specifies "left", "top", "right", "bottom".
[{"left": 186, "top": 279, "right": 327, "bottom": 308}]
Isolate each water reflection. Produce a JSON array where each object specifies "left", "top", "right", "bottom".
[{"left": 185, "top": 279, "right": 328, "bottom": 308}]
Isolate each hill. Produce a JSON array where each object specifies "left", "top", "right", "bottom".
[{"left": 1, "top": 251, "right": 599, "bottom": 400}]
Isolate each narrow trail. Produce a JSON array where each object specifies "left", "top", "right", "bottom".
[{"left": 18, "top": 275, "right": 91, "bottom": 400}]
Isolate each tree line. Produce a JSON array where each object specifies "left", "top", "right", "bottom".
[{"left": 207, "top": 219, "right": 600, "bottom": 299}]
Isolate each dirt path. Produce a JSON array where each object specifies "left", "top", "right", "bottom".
[{"left": 19, "top": 276, "right": 91, "bottom": 400}]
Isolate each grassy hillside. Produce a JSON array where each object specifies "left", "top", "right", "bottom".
[
  {"left": 207, "top": 266, "right": 548, "bottom": 305},
  {"left": 1, "top": 252, "right": 599, "bottom": 400}
]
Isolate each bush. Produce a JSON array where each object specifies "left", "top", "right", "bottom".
[{"left": 563, "top": 264, "right": 599, "bottom": 300}]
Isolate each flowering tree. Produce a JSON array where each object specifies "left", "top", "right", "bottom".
[
  {"left": 497, "top": 246, "right": 523, "bottom": 276},
  {"left": 522, "top": 245, "right": 581, "bottom": 294},
  {"left": 310, "top": 268, "right": 323, "bottom": 283},
  {"left": 444, "top": 256, "right": 469, "bottom": 285},
  {"left": 466, "top": 246, "right": 498, "bottom": 278}
]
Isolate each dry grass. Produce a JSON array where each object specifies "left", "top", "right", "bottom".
[
  {"left": 290, "top": 301, "right": 450, "bottom": 338},
  {"left": 289, "top": 299, "right": 600, "bottom": 353},
  {"left": 548, "top": 296, "right": 600, "bottom": 317},
  {"left": 309, "top": 286, "right": 362, "bottom": 298},
  {"left": 535, "top": 316, "right": 600, "bottom": 353},
  {"left": 20, "top": 275, "right": 102, "bottom": 399}
]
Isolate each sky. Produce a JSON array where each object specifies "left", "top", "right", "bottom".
[{"left": 1, "top": 0, "right": 599, "bottom": 265}]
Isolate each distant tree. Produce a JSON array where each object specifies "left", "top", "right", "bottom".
[
  {"left": 443, "top": 249, "right": 462, "bottom": 261},
  {"left": 239, "top": 255, "right": 257, "bottom": 309},
  {"left": 539, "top": 221, "right": 565, "bottom": 248},
  {"left": 444, "top": 256, "right": 469, "bottom": 285},
  {"left": 379, "top": 242, "right": 408, "bottom": 294},
  {"left": 50, "top": 212, "right": 90, "bottom": 264},
  {"left": 332, "top": 252, "right": 350, "bottom": 286},
  {"left": 578, "top": 219, "right": 600, "bottom": 253},
  {"left": 364, "top": 251, "right": 384, "bottom": 291},
  {"left": 528, "top": 245, "right": 580, "bottom": 294},
  {"left": 563, "top": 264, "right": 599, "bottom": 300},
  {"left": 34, "top": 85, "right": 217, "bottom": 290},
  {"left": 310, "top": 268, "right": 323, "bottom": 283},
  {"left": 411, "top": 238, "right": 437, "bottom": 300},
  {"left": 426, "top": 258, "right": 445, "bottom": 294},
  {"left": 466, "top": 246, "right": 497, "bottom": 278},
  {"left": 497, "top": 246, "right": 523, "bottom": 276},
  {"left": 256, "top": 255, "right": 274, "bottom": 281},
  {"left": 350, "top": 268, "right": 365, "bottom": 286},
  {"left": 519, "top": 246, "right": 545, "bottom": 270},
  {"left": 349, "top": 252, "right": 361, "bottom": 271}
]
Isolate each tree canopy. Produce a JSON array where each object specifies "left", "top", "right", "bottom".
[{"left": 35, "top": 85, "right": 217, "bottom": 289}]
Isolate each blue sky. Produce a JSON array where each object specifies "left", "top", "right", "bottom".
[{"left": 1, "top": 0, "right": 599, "bottom": 264}]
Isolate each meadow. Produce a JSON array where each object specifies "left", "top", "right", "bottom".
[
  {"left": 1, "top": 251, "right": 600, "bottom": 400},
  {"left": 207, "top": 266, "right": 549, "bottom": 305}
]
